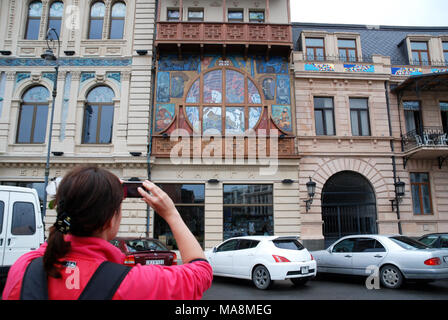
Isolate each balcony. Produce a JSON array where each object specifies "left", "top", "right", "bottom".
[
  {"left": 155, "top": 22, "right": 292, "bottom": 56},
  {"left": 401, "top": 127, "right": 448, "bottom": 168}
]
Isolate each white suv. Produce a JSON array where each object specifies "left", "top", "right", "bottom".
[{"left": 205, "top": 236, "right": 316, "bottom": 289}]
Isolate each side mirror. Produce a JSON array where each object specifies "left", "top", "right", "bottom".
[{"left": 213, "top": 247, "right": 217, "bottom": 253}]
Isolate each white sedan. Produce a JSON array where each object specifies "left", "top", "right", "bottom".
[
  {"left": 312, "top": 234, "right": 448, "bottom": 289},
  {"left": 205, "top": 236, "right": 316, "bottom": 289}
]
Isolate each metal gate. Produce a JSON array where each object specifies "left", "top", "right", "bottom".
[{"left": 321, "top": 171, "right": 378, "bottom": 248}]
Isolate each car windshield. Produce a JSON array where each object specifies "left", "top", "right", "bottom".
[
  {"left": 125, "top": 239, "right": 168, "bottom": 252},
  {"left": 273, "top": 239, "right": 304, "bottom": 250},
  {"left": 389, "top": 236, "right": 429, "bottom": 250}
]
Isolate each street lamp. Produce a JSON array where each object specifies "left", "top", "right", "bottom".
[
  {"left": 41, "top": 28, "right": 60, "bottom": 219},
  {"left": 304, "top": 177, "right": 316, "bottom": 212}
]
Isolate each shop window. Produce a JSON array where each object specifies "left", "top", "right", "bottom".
[
  {"left": 410, "top": 173, "right": 433, "bottom": 215},
  {"left": 16, "top": 86, "right": 50, "bottom": 144},
  {"left": 82, "top": 86, "right": 115, "bottom": 144},
  {"left": 48, "top": 1, "right": 64, "bottom": 40},
  {"left": 25, "top": 1, "right": 43, "bottom": 40},
  {"left": 110, "top": 2, "right": 126, "bottom": 39},
  {"left": 306, "top": 38, "right": 325, "bottom": 61},
  {"left": 411, "top": 41, "right": 430, "bottom": 65},
  {"left": 88, "top": 1, "right": 106, "bottom": 39},
  {"left": 441, "top": 102, "right": 448, "bottom": 134},
  {"left": 153, "top": 184, "right": 205, "bottom": 249},
  {"left": 349, "top": 98, "right": 370, "bottom": 136},
  {"left": 314, "top": 97, "right": 335, "bottom": 135},
  {"left": 223, "top": 184, "right": 273, "bottom": 240}
]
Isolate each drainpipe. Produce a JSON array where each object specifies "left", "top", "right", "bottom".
[
  {"left": 146, "top": 0, "right": 159, "bottom": 237},
  {"left": 385, "top": 80, "right": 402, "bottom": 235}
]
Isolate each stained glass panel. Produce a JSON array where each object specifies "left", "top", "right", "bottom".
[
  {"left": 186, "top": 106, "right": 200, "bottom": 133},
  {"left": 226, "top": 107, "right": 245, "bottom": 134},
  {"left": 226, "top": 70, "right": 244, "bottom": 104},
  {"left": 249, "top": 107, "right": 262, "bottom": 129},
  {"left": 203, "top": 107, "right": 222, "bottom": 134},
  {"left": 203, "top": 70, "right": 222, "bottom": 104},
  {"left": 248, "top": 79, "right": 261, "bottom": 104},
  {"left": 49, "top": 2, "right": 64, "bottom": 17},
  {"left": 29, "top": 1, "right": 43, "bottom": 17},
  {"left": 186, "top": 79, "right": 200, "bottom": 103}
]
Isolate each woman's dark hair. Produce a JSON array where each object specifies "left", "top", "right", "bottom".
[{"left": 43, "top": 166, "right": 124, "bottom": 278}]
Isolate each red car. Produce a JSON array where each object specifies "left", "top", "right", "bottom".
[{"left": 111, "top": 237, "right": 177, "bottom": 266}]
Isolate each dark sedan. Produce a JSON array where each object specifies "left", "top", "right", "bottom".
[
  {"left": 418, "top": 233, "right": 448, "bottom": 249},
  {"left": 111, "top": 237, "right": 178, "bottom": 266}
]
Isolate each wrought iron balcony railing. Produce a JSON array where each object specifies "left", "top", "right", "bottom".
[{"left": 402, "top": 127, "right": 448, "bottom": 152}]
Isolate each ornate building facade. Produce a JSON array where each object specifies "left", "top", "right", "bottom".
[{"left": 0, "top": 0, "right": 157, "bottom": 236}]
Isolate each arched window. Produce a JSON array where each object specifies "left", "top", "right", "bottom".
[
  {"left": 110, "top": 2, "right": 126, "bottom": 39},
  {"left": 88, "top": 1, "right": 105, "bottom": 39},
  {"left": 175, "top": 68, "right": 262, "bottom": 135},
  {"left": 82, "top": 86, "right": 115, "bottom": 144},
  {"left": 25, "top": 1, "right": 43, "bottom": 40},
  {"left": 17, "top": 86, "right": 50, "bottom": 143},
  {"left": 48, "top": 1, "right": 64, "bottom": 40}
]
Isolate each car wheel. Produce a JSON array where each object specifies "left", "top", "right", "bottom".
[
  {"left": 290, "top": 277, "right": 309, "bottom": 286},
  {"left": 252, "top": 265, "right": 272, "bottom": 290},
  {"left": 380, "top": 265, "right": 403, "bottom": 289}
]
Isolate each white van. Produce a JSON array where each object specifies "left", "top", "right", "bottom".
[{"left": 0, "top": 186, "right": 45, "bottom": 281}]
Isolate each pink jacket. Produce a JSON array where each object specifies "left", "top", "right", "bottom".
[{"left": 2, "top": 235, "right": 213, "bottom": 300}]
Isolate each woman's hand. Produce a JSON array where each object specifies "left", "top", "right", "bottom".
[{"left": 138, "top": 180, "right": 179, "bottom": 223}]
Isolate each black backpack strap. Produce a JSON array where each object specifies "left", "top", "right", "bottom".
[
  {"left": 78, "top": 261, "right": 131, "bottom": 300},
  {"left": 20, "top": 257, "right": 49, "bottom": 300}
]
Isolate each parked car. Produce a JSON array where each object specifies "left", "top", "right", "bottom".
[
  {"left": 205, "top": 236, "right": 316, "bottom": 290},
  {"left": 110, "top": 237, "right": 177, "bottom": 266},
  {"left": 418, "top": 233, "right": 448, "bottom": 249},
  {"left": 312, "top": 235, "right": 448, "bottom": 289},
  {"left": 0, "top": 186, "right": 45, "bottom": 284}
]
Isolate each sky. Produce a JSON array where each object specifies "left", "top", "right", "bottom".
[{"left": 290, "top": 0, "right": 448, "bottom": 27}]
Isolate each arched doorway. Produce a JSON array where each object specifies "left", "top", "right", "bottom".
[{"left": 321, "top": 171, "right": 378, "bottom": 247}]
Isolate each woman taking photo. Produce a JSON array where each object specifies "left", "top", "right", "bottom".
[{"left": 2, "top": 166, "right": 212, "bottom": 300}]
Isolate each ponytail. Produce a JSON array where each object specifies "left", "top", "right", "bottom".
[{"left": 43, "top": 226, "right": 71, "bottom": 278}]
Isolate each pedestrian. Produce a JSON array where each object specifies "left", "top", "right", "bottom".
[{"left": 2, "top": 166, "right": 212, "bottom": 300}]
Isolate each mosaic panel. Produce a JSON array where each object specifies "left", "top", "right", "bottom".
[
  {"left": 155, "top": 103, "right": 175, "bottom": 132},
  {"left": 276, "top": 75, "right": 291, "bottom": 105},
  {"left": 304, "top": 63, "right": 335, "bottom": 72},
  {"left": 272, "top": 105, "right": 292, "bottom": 132},
  {"left": 344, "top": 64, "right": 375, "bottom": 73},
  {"left": 391, "top": 67, "right": 422, "bottom": 76}
]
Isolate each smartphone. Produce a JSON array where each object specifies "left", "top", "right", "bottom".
[{"left": 123, "top": 181, "right": 143, "bottom": 198}]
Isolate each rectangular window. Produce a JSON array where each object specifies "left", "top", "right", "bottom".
[
  {"left": 403, "top": 101, "right": 422, "bottom": 134},
  {"left": 12, "top": 202, "right": 36, "bottom": 235},
  {"left": 188, "top": 8, "right": 204, "bottom": 21},
  {"left": 167, "top": 8, "right": 180, "bottom": 21},
  {"left": 410, "top": 173, "right": 432, "bottom": 215},
  {"left": 338, "top": 39, "right": 357, "bottom": 62},
  {"left": 314, "top": 97, "right": 335, "bottom": 135},
  {"left": 411, "top": 41, "right": 430, "bottom": 65},
  {"left": 228, "top": 9, "right": 243, "bottom": 22},
  {"left": 306, "top": 38, "right": 325, "bottom": 61},
  {"left": 441, "top": 102, "right": 448, "bottom": 134},
  {"left": 82, "top": 104, "right": 114, "bottom": 144},
  {"left": 223, "top": 184, "right": 273, "bottom": 240},
  {"left": 443, "top": 42, "right": 448, "bottom": 63},
  {"left": 154, "top": 184, "right": 205, "bottom": 249},
  {"left": 350, "top": 98, "right": 370, "bottom": 136},
  {"left": 17, "top": 104, "right": 48, "bottom": 144},
  {"left": 249, "top": 10, "right": 264, "bottom": 23}
]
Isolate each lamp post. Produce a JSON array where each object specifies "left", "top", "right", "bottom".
[{"left": 41, "top": 28, "right": 60, "bottom": 219}]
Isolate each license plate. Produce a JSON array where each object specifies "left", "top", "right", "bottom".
[
  {"left": 301, "top": 266, "right": 309, "bottom": 274},
  {"left": 444, "top": 256, "right": 448, "bottom": 264},
  {"left": 146, "top": 259, "right": 165, "bottom": 265}
]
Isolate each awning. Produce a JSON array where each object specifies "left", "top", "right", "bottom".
[{"left": 392, "top": 71, "right": 448, "bottom": 94}]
